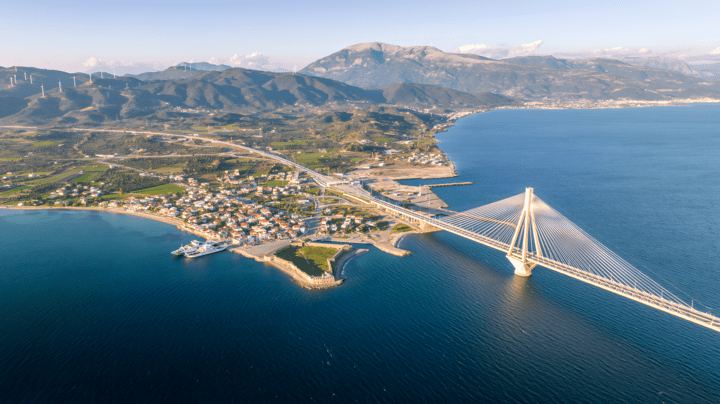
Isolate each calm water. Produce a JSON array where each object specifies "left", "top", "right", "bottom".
[{"left": 2, "top": 104, "right": 720, "bottom": 403}]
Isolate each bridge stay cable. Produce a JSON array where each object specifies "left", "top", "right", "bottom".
[{"left": 432, "top": 187, "right": 720, "bottom": 332}]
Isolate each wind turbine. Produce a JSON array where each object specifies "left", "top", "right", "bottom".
[
  {"left": 24, "top": 72, "right": 27, "bottom": 81},
  {"left": 113, "top": 69, "right": 116, "bottom": 78},
  {"left": 41, "top": 84, "right": 44, "bottom": 97},
  {"left": 59, "top": 81, "right": 62, "bottom": 93},
  {"left": 30, "top": 75, "right": 33, "bottom": 84},
  {"left": 101, "top": 70, "right": 104, "bottom": 79},
  {"left": 88, "top": 73, "right": 92, "bottom": 83},
  {"left": 73, "top": 77, "right": 76, "bottom": 87}
]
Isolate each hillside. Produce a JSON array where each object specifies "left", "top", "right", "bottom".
[
  {"left": 0, "top": 66, "right": 516, "bottom": 125},
  {"left": 129, "top": 62, "right": 232, "bottom": 81},
  {"left": 300, "top": 42, "right": 720, "bottom": 101}
]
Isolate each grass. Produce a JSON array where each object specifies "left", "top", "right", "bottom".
[
  {"left": 0, "top": 186, "right": 30, "bottom": 196},
  {"left": 32, "top": 141, "right": 59, "bottom": 147},
  {"left": 318, "top": 197, "right": 339, "bottom": 204},
  {"left": 276, "top": 245, "right": 338, "bottom": 276},
  {"left": 99, "top": 193, "right": 127, "bottom": 201},
  {"left": 304, "top": 186, "right": 320, "bottom": 195},
  {"left": 71, "top": 173, "right": 97, "bottom": 183},
  {"left": 324, "top": 188, "right": 345, "bottom": 198},
  {"left": 134, "top": 184, "right": 186, "bottom": 195},
  {"left": 84, "top": 165, "right": 109, "bottom": 172},
  {"left": 0, "top": 157, "right": 22, "bottom": 161},
  {"left": 26, "top": 168, "right": 82, "bottom": 185},
  {"left": 391, "top": 223, "right": 414, "bottom": 234},
  {"left": 372, "top": 137, "right": 395, "bottom": 143}
]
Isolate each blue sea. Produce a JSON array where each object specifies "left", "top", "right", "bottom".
[{"left": 2, "top": 104, "right": 720, "bottom": 403}]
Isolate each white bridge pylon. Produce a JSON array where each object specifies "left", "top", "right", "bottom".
[{"left": 438, "top": 188, "right": 720, "bottom": 332}]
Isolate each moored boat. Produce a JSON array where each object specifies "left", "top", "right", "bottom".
[
  {"left": 184, "top": 241, "right": 228, "bottom": 258},
  {"left": 171, "top": 240, "right": 203, "bottom": 256}
]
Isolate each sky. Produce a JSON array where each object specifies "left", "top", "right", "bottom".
[{"left": 2, "top": 0, "right": 720, "bottom": 74}]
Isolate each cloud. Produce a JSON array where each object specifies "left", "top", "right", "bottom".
[
  {"left": 454, "top": 40, "right": 543, "bottom": 59},
  {"left": 83, "top": 56, "right": 101, "bottom": 67},
  {"left": 711, "top": 46, "right": 720, "bottom": 55},
  {"left": 553, "top": 46, "right": 653, "bottom": 60},
  {"left": 226, "top": 52, "right": 271, "bottom": 69},
  {"left": 82, "top": 57, "right": 170, "bottom": 75}
]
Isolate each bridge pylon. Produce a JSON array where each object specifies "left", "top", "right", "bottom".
[{"left": 507, "top": 188, "right": 541, "bottom": 276}]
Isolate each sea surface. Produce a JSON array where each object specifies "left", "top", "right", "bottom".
[{"left": 2, "top": 104, "right": 720, "bottom": 403}]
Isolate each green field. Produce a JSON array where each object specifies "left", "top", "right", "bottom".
[
  {"left": 0, "top": 157, "right": 22, "bottom": 161},
  {"left": 390, "top": 223, "right": 414, "bottom": 234},
  {"left": 372, "top": 137, "right": 396, "bottom": 143},
  {"left": 276, "top": 245, "right": 338, "bottom": 276},
  {"left": 26, "top": 168, "right": 82, "bottom": 185},
  {"left": 0, "top": 186, "right": 30, "bottom": 196},
  {"left": 134, "top": 184, "right": 186, "bottom": 195},
  {"left": 32, "top": 141, "right": 59, "bottom": 147},
  {"left": 84, "top": 165, "right": 109, "bottom": 172},
  {"left": 71, "top": 173, "right": 96, "bottom": 183}
]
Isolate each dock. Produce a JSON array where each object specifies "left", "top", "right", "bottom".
[{"left": 427, "top": 182, "right": 473, "bottom": 188}]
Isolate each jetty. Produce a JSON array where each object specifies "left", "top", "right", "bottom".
[{"left": 427, "top": 181, "right": 473, "bottom": 188}]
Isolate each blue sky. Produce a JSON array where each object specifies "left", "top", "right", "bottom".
[{"left": 2, "top": 0, "right": 719, "bottom": 73}]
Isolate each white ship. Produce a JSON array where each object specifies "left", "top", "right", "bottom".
[
  {"left": 171, "top": 240, "right": 203, "bottom": 256},
  {"left": 184, "top": 241, "right": 228, "bottom": 258}
]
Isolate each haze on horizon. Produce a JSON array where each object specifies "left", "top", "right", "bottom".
[{"left": 2, "top": 0, "right": 719, "bottom": 75}]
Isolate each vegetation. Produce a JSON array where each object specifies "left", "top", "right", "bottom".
[
  {"left": 134, "top": 184, "right": 186, "bottom": 195},
  {"left": 0, "top": 186, "right": 29, "bottom": 196},
  {"left": 26, "top": 167, "right": 83, "bottom": 185},
  {"left": 96, "top": 169, "right": 168, "bottom": 192},
  {"left": 391, "top": 223, "right": 414, "bottom": 234},
  {"left": 84, "top": 165, "right": 109, "bottom": 172},
  {"left": 318, "top": 197, "right": 339, "bottom": 204},
  {"left": 276, "top": 245, "right": 338, "bottom": 276},
  {"left": 71, "top": 173, "right": 98, "bottom": 183}
]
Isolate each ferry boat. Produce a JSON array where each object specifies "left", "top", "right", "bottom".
[
  {"left": 184, "top": 241, "right": 228, "bottom": 258},
  {"left": 171, "top": 240, "right": 203, "bottom": 256}
]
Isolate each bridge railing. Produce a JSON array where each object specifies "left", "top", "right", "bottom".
[{"left": 520, "top": 252, "right": 720, "bottom": 331}]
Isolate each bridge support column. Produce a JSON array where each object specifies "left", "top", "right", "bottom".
[
  {"left": 507, "top": 256, "right": 536, "bottom": 277},
  {"left": 506, "top": 187, "right": 539, "bottom": 277}
]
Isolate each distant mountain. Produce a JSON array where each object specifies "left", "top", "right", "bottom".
[
  {"left": 379, "top": 83, "right": 519, "bottom": 109},
  {"left": 0, "top": 66, "right": 517, "bottom": 124},
  {"left": 300, "top": 42, "right": 720, "bottom": 101},
  {"left": 618, "top": 57, "right": 720, "bottom": 81},
  {"left": 128, "top": 62, "right": 232, "bottom": 81},
  {"left": 177, "top": 62, "right": 232, "bottom": 71}
]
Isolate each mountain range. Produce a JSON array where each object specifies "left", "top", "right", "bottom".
[
  {"left": 3, "top": 42, "right": 720, "bottom": 125},
  {"left": 300, "top": 43, "right": 720, "bottom": 101},
  {"left": 0, "top": 65, "right": 516, "bottom": 124}
]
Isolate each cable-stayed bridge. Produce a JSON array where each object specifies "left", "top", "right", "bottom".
[{"left": 337, "top": 185, "right": 720, "bottom": 333}]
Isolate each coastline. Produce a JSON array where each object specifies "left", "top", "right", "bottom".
[{"left": 1, "top": 205, "right": 213, "bottom": 240}]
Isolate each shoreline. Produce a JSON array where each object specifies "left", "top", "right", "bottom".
[{"left": 1, "top": 205, "right": 214, "bottom": 241}]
